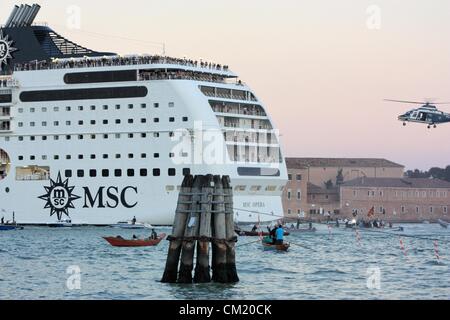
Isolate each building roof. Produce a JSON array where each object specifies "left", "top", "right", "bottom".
[
  {"left": 286, "top": 158, "right": 404, "bottom": 169},
  {"left": 341, "top": 177, "right": 450, "bottom": 189},
  {"left": 307, "top": 183, "right": 339, "bottom": 195}
]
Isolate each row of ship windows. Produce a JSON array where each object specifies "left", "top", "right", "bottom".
[
  {"left": 4, "top": 131, "right": 178, "bottom": 142},
  {"left": 18, "top": 152, "right": 189, "bottom": 161},
  {"left": 17, "top": 117, "right": 189, "bottom": 128},
  {"left": 17, "top": 102, "right": 175, "bottom": 113},
  {"left": 63, "top": 168, "right": 189, "bottom": 178}
]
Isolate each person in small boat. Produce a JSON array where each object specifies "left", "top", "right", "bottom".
[
  {"left": 150, "top": 229, "right": 158, "bottom": 240},
  {"left": 269, "top": 226, "right": 277, "bottom": 244},
  {"left": 309, "top": 222, "right": 313, "bottom": 230},
  {"left": 131, "top": 216, "right": 137, "bottom": 225},
  {"left": 251, "top": 224, "right": 258, "bottom": 233},
  {"left": 132, "top": 234, "right": 138, "bottom": 240},
  {"left": 1, "top": 216, "right": 4, "bottom": 225},
  {"left": 275, "top": 225, "right": 284, "bottom": 245}
]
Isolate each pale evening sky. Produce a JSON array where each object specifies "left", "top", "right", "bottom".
[{"left": 1, "top": 0, "right": 450, "bottom": 170}]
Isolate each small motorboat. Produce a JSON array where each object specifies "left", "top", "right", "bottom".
[
  {"left": 110, "top": 221, "right": 151, "bottom": 230},
  {"left": 0, "top": 224, "right": 24, "bottom": 231},
  {"left": 261, "top": 237, "right": 290, "bottom": 252},
  {"left": 438, "top": 219, "right": 449, "bottom": 229},
  {"left": 389, "top": 227, "right": 405, "bottom": 232},
  {"left": 344, "top": 219, "right": 358, "bottom": 229},
  {"left": 48, "top": 219, "right": 73, "bottom": 228},
  {"left": 103, "top": 233, "right": 166, "bottom": 247},
  {"left": 0, "top": 212, "right": 23, "bottom": 230}
]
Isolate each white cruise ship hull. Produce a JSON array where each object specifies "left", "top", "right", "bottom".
[{"left": 0, "top": 5, "right": 287, "bottom": 226}]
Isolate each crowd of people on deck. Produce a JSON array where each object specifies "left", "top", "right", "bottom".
[
  {"left": 14, "top": 55, "right": 230, "bottom": 72},
  {"left": 139, "top": 70, "right": 227, "bottom": 83}
]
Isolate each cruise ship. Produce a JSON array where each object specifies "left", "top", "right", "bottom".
[{"left": 0, "top": 4, "right": 287, "bottom": 225}]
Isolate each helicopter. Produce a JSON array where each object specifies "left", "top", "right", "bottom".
[{"left": 385, "top": 99, "right": 450, "bottom": 129}]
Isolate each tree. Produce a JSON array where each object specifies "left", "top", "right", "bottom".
[{"left": 405, "top": 166, "right": 450, "bottom": 183}]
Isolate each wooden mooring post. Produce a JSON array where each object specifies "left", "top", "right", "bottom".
[
  {"left": 223, "top": 176, "right": 239, "bottom": 283},
  {"left": 194, "top": 174, "right": 213, "bottom": 283},
  {"left": 161, "top": 174, "right": 239, "bottom": 284},
  {"left": 211, "top": 175, "right": 228, "bottom": 283},
  {"left": 177, "top": 175, "right": 203, "bottom": 283},
  {"left": 161, "top": 175, "right": 193, "bottom": 283}
]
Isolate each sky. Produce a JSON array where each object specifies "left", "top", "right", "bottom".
[{"left": 1, "top": 0, "right": 450, "bottom": 170}]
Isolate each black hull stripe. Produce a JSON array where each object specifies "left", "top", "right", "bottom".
[{"left": 20, "top": 86, "right": 148, "bottom": 102}]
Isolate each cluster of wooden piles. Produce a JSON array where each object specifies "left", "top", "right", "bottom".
[{"left": 161, "top": 174, "right": 239, "bottom": 284}]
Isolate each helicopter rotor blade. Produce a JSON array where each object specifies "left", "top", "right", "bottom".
[
  {"left": 385, "top": 99, "right": 450, "bottom": 105},
  {"left": 384, "top": 99, "right": 427, "bottom": 105}
]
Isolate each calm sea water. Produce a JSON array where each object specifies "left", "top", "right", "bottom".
[{"left": 0, "top": 223, "right": 449, "bottom": 300}]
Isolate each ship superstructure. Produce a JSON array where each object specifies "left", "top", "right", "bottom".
[{"left": 0, "top": 4, "right": 287, "bottom": 225}]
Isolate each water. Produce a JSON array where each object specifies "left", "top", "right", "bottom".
[{"left": 0, "top": 224, "right": 449, "bottom": 300}]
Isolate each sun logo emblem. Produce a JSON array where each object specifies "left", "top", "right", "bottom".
[
  {"left": 0, "top": 31, "right": 16, "bottom": 67},
  {"left": 38, "top": 172, "right": 81, "bottom": 220}
]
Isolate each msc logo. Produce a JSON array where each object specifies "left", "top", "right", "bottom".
[
  {"left": 38, "top": 172, "right": 139, "bottom": 218},
  {"left": 39, "top": 172, "right": 81, "bottom": 220},
  {"left": 0, "top": 31, "right": 16, "bottom": 67}
]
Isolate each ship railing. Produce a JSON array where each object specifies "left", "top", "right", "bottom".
[{"left": 13, "top": 55, "right": 232, "bottom": 74}]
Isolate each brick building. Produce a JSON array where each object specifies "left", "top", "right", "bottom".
[
  {"left": 283, "top": 158, "right": 405, "bottom": 220},
  {"left": 340, "top": 178, "right": 450, "bottom": 222}
]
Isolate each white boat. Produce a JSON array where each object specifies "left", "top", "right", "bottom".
[
  {"left": 110, "top": 221, "right": 152, "bottom": 229},
  {"left": 47, "top": 219, "right": 73, "bottom": 228}
]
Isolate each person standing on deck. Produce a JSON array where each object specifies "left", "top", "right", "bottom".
[
  {"left": 131, "top": 216, "right": 137, "bottom": 225},
  {"left": 275, "top": 225, "right": 284, "bottom": 245}
]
